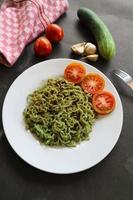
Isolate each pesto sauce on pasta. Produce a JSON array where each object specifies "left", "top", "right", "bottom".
[{"left": 23, "top": 78, "right": 96, "bottom": 147}]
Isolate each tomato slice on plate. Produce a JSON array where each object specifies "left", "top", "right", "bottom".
[
  {"left": 81, "top": 73, "right": 105, "bottom": 94},
  {"left": 92, "top": 91, "right": 116, "bottom": 115},
  {"left": 64, "top": 62, "right": 86, "bottom": 84}
]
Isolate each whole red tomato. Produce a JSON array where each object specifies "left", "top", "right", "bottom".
[
  {"left": 46, "top": 24, "right": 64, "bottom": 43},
  {"left": 34, "top": 37, "right": 52, "bottom": 57}
]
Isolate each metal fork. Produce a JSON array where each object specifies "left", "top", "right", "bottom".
[{"left": 112, "top": 69, "right": 133, "bottom": 90}]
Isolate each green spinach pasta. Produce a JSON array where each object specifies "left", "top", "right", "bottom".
[{"left": 23, "top": 78, "right": 96, "bottom": 147}]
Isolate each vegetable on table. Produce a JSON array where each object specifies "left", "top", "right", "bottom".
[
  {"left": 71, "top": 42, "right": 86, "bottom": 55},
  {"left": 34, "top": 23, "right": 64, "bottom": 57},
  {"left": 71, "top": 42, "right": 97, "bottom": 56},
  {"left": 77, "top": 7, "right": 116, "bottom": 60},
  {"left": 45, "top": 24, "right": 64, "bottom": 43},
  {"left": 71, "top": 42, "right": 98, "bottom": 62},
  {"left": 64, "top": 62, "right": 86, "bottom": 84},
  {"left": 92, "top": 91, "right": 116, "bottom": 115},
  {"left": 34, "top": 37, "right": 52, "bottom": 57},
  {"left": 84, "top": 43, "right": 97, "bottom": 55},
  {"left": 81, "top": 73, "right": 105, "bottom": 94},
  {"left": 82, "top": 54, "right": 99, "bottom": 62}
]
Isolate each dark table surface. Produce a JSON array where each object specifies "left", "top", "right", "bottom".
[{"left": 0, "top": 0, "right": 133, "bottom": 200}]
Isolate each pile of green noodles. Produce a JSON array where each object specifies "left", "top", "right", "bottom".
[{"left": 23, "top": 77, "right": 96, "bottom": 147}]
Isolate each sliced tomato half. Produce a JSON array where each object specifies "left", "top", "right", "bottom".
[
  {"left": 81, "top": 73, "right": 105, "bottom": 94},
  {"left": 64, "top": 62, "right": 86, "bottom": 84},
  {"left": 92, "top": 91, "right": 116, "bottom": 115}
]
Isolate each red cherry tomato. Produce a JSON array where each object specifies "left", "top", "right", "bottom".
[
  {"left": 34, "top": 37, "right": 52, "bottom": 57},
  {"left": 64, "top": 62, "right": 86, "bottom": 84},
  {"left": 81, "top": 73, "right": 105, "bottom": 94},
  {"left": 46, "top": 24, "right": 64, "bottom": 43},
  {"left": 92, "top": 91, "right": 116, "bottom": 115}
]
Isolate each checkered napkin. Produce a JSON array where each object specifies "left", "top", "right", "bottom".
[{"left": 0, "top": 0, "right": 69, "bottom": 67}]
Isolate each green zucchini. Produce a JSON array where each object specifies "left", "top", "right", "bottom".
[{"left": 77, "top": 7, "right": 116, "bottom": 60}]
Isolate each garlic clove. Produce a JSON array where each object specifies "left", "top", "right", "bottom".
[
  {"left": 71, "top": 42, "right": 86, "bottom": 55},
  {"left": 82, "top": 54, "right": 99, "bottom": 62},
  {"left": 84, "top": 43, "right": 97, "bottom": 55}
]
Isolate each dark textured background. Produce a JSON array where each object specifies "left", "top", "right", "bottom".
[{"left": 0, "top": 0, "right": 133, "bottom": 200}]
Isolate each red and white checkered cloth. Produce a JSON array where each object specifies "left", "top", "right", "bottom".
[{"left": 0, "top": 0, "right": 69, "bottom": 67}]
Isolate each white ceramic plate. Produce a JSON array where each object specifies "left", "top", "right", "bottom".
[{"left": 2, "top": 58, "right": 123, "bottom": 174}]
